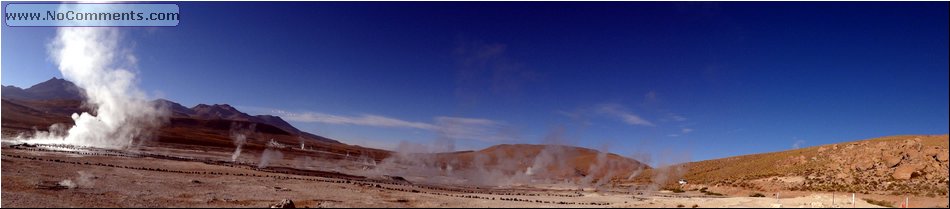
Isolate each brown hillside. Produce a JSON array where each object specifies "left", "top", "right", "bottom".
[
  {"left": 650, "top": 135, "right": 949, "bottom": 196},
  {"left": 433, "top": 144, "right": 649, "bottom": 181}
]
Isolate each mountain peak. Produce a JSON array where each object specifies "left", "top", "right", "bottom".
[
  {"left": 3, "top": 78, "right": 342, "bottom": 146},
  {"left": 152, "top": 99, "right": 196, "bottom": 116},
  {"left": 192, "top": 103, "right": 237, "bottom": 110},
  {"left": 30, "top": 77, "right": 72, "bottom": 88},
  {"left": 190, "top": 103, "right": 259, "bottom": 123},
  {"left": 1, "top": 77, "right": 83, "bottom": 100},
  {"left": 45, "top": 77, "right": 66, "bottom": 82},
  {"left": 255, "top": 114, "right": 301, "bottom": 134}
]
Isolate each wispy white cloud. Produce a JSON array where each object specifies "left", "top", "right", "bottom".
[
  {"left": 682, "top": 128, "right": 693, "bottom": 134},
  {"left": 670, "top": 114, "right": 687, "bottom": 122},
  {"left": 436, "top": 116, "right": 496, "bottom": 126},
  {"left": 260, "top": 108, "right": 515, "bottom": 143},
  {"left": 596, "top": 103, "right": 655, "bottom": 127},
  {"left": 435, "top": 116, "right": 516, "bottom": 142},
  {"left": 274, "top": 110, "right": 438, "bottom": 130},
  {"left": 338, "top": 136, "right": 401, "bottom": 151},
  {"left": 666, "top": 128, "right": 693, "bottom": 138}
]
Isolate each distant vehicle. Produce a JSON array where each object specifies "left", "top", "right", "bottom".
[{"left": 678, "top": 179, "right": 688, "bottom": 185}]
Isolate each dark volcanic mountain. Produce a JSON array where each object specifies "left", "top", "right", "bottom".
[
  {"left": 155, "top": 101, "right": 309, "bottom": 138},
  {"left": 153, "top": 99, "right": 196, "bottom": 117},
  {"left": 191, "top": 104, "right": 257, "bottom": 121},
  {"left": 1, "top": 78, "right": 339, "bottom": 145},
  {"left": 2, "top": 77, "right": 84, "bottom": 101}
]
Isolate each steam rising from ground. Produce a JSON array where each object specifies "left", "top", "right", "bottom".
[
  {"left": 13, "top": 23, "right": 684, "bottom": 193},
  {"left": 645, "top": 150, "right": 691, "bottom": 191},
  {"left": 258, "top": 149, "right": 284, "bottom": 168},
  {"left": 58, "top": 171, "right": 96, "bottom": 189},
  {"left": 579, "top": 146, "right": 619, "bottom": 191},
  {"left": 362, "top": 128, "right": 657, "bottom": 190},
  {"left": 258, "top": 139, "right": 285, "bottom": 168},
  {"left": 354, "top": 126, "right": 685, "bottom": 192},
  {"left": 14, "top": 27, "right": 167, "bottom": 149},
  {"left": 229, "top": 123, "right": 256, "bottom": 162},
  {"left": 51, "top": 28, "right": 168, "bottom": 148},
  {"left": 627, "top": 153, "right": 651, "bottom": 181}
]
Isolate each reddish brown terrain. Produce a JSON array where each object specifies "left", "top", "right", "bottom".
[
  {"left": 2, "top": 78, "right": 948, "bottom": 208},
  {"left": 678, "top": 135, "right": 949, "bottom": 195},
  {"left": 632, "top": 135, "right": 949, "bottom": 208}
]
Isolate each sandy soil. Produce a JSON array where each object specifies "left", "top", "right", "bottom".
[{"left": 2, "top": 142, "right": 945, "bottom": 208}]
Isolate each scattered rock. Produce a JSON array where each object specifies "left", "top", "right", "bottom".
[
  {"left": 190, "top": 180, "right": 201, "bottom": 184},
  {"left": 835, "top": 173, "right": 850, "bottom": 180},
  {"left": 905, "top": 150, "right": 922, "bottom": 161},
  {"left": 883, "top": 153, "right": 903, "bottom": 168},
  {"left": 923, "top": 147, "right": 940, "bottom": 157},
  {"left": 937, "top": 152, "right": 949, "bottom": 163},
  {"left": 853, "top": 161, "right": 873, "bottom": 171},
  {"left": 892, "top": 164, "right": 920, "bottom": 180},
  {"left": 270, "top": 199, "right": 295, "bottom": 208}
]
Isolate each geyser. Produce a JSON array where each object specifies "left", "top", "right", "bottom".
[{"left": 37, "top": 27, "right": 168, "bottom": 149}]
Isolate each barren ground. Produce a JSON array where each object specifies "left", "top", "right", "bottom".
[{"left": 2, "top": 141, "right": 947, "bottom": 208}]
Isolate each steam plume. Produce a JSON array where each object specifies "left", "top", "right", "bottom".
[
  {"left": 58, "top": 171, "right": 96, "bottom": 189},
  {"left": 229, "top": 122, "right": 256, "bottom": 162},
  {"left": 258, "top": 149, "right": 284, "bottom": 168},
  {"left": 258, "top": 139, "right": 285, "bottom": 168},
  {"left": 26, "top": 27, "right": 168, "bottom": 148}
]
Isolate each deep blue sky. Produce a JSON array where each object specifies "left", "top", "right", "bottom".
[{"left": 3, "top": 2, "right": 948, "bottom": 163}]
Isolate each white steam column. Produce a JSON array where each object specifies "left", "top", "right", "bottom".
[{"left": 44, "top": 27, "right": 167, "bottom": 149}]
